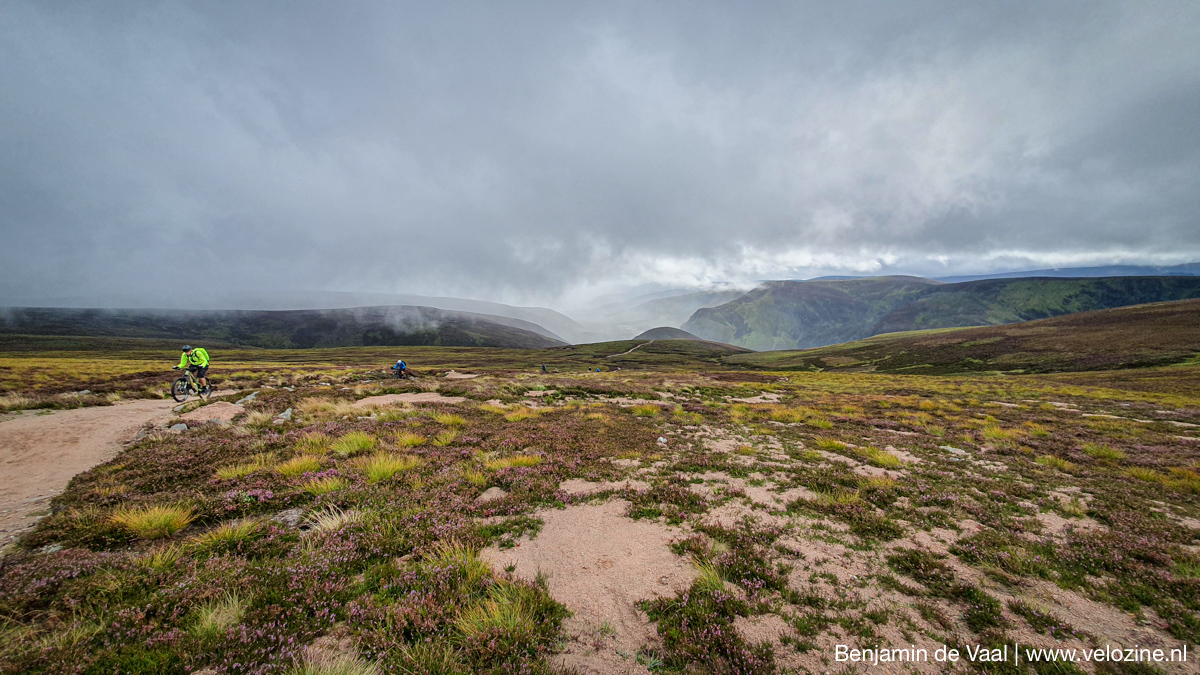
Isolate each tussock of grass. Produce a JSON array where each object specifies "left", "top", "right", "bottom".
[
  {"left": 433, "top": 413, "right": 466, "bottom": 426},
  {"left": 190, "top": 591, "right": 247, "bottom": 641},
  {"left": 296, "top": 397, "right": 359, "bottom": 422},
  {"left": 294, "top": 432, "right": 331, "bottom": 455},
  {"left": 305, "top": 506, "right": 362, "bottom": 534},
  {"left": 460, "top": 467, "right": 488, "bottom": 487},
  {"left": 242, "top": 411, "right": 275, "bottom": 428},
  {"left": 110, "top": 504, "right": 196, "bottom": 539},
  {"left": 191, "top": 518, "right": 262, "bottom": 547},
  {"left": 392, "top": 431, "right": 426, "bottom": 448},
  {"left": 584, "top": 412, "right": 608, "bottom": 420},
  {"left": 288, "top": 651, "right": 380, "bottom": 675},
  {"left": 216, "top": 453, "right": 274, "bottom": 480},
  {"left": 1035, "top": 455, "right": 1075, "bottom": 471},
  {"left": 0, "top": 392, "right": 37, "bottom": 411},
  {"left": 304, "top": 476, "right": 349, "bottom": 495},
  {"left": 376, "top": 407, "right": 416, "bottom": 423},
  {"left": 630, "top": 404, "right": 661, "bottom": 417},
  {"left": 136, "top": 543, "right": 184, "bottom": 570},
  {"left": 504, "top": 407, "right": 538, "bottom": 422},
  {"left": 859, "top": 476, "right": 897, "bottom": 490},
  {"left": 982, "top": 423, "right": 1019, "bottom": 442},
  {"left": 485, "top": 455, "right": 542, "bottom": 470},
  {"left": 479, "top": 403, "right": 508, "bottom": 415},
  {"left": 814, "top": 438, "right": 846, "bottom": 452},
  {"left": 432, "top": 430, "right": 459, "bottom": 447},
  {"left": 692, "top": 562, "right": 726, "bottom": 594},
  {"left": 426, "top": 541, "right": 491, "bottom": 589},
  {"left": 1124, "top": 466, "right": 1166, "bottom": 483},
  {"left": 331, "top": 431, "right": 377, "bottom": 457},
  {"left": 813, "top": 487, "right": 860, "bottom": 506},
  {"left": 356, "top": 453, "right": 422, "bottom": 483},
  {"left": 277, "top": 454, "right": 323, "bottom": 477},
  {"left": 859, "top": 447, "right": 902, "bottom": 468}
]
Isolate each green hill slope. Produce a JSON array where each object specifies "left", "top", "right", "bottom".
[
  {"left": 727, "top": 298, "right": 1200, "bottom": 374},
  {"left": 684, "top": 276, "right": 1200, "bottom": 350},
  {"left": 0, "top": 306, "right": 564, "bottom": 350}
]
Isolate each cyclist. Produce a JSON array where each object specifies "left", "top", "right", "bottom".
[
  {"left": 176, "top": 345, "right": 210, "bottom": 390},
  {"left": 391, "top": 359, "right": 407, "bottom": 378}
]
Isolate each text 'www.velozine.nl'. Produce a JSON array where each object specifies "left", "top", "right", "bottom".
[{"left": 835, "top": 643, "right": 1189, "bottom": 666}]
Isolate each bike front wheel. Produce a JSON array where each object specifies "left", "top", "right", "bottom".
[{"left": 171, "top": 378, "right": 190, "bottom": 402}]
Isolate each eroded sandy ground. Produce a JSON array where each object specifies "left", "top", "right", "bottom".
[
  {"left": 0, "top": 399, "right": 178, "bottom": 542},
  {"left": 484, "top": 499, "right": 695, "bottom": 675}
]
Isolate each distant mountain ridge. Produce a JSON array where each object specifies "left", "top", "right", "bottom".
[
  {"left": 683, "top": 276, "right": 1200, "bottom": 350},
  {"left": 633, "top": 327, "right": 703, "bottom": 340},
  {"left": 727, "top": 298, "right": 1200, "bottom": 374},
  {"left": 0, "top": 306, "right": 565, "bottom": 350}
]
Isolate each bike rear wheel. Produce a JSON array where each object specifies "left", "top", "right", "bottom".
[{"left": 171, "top": 378, "right": 190, "bottom": 402}]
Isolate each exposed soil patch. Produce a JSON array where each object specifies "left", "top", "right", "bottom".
[
  {"left": 443, "top": 370, "right": 478, "bottom": 379},
  {"left": 179, "top": 401, "right": 244, "bottom": 425},
  {"left": 0, "top": 398, "right": 177, "bottom": 542},
  {"left": 352, "top": 392, "right": 466, "bottom": 407},
  {"left": 482, "top": 500, "right": 695, "bottom": 674}
]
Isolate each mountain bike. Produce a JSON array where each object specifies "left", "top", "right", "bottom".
[{"left": 172, "top": 366, "right": 211, "bottom": 402}]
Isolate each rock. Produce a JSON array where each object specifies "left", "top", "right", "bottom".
[
  {"left": 169, "top": 423, "right": 188, "bottom": 431},
  {"left": 476, "top": 487, "right": 508, "bottom": 504},
  {"left": 234, "top": 391, "right": 259, "bottom": 405},
  {"left": 283, "top": 386, "right": 295, "bottom": 391},
  {"left": 37, "top": 543, "right": 64, "bottom": 554},
  {"left": 939, "top": 445, "right": 968, "bottom": 456},
  {"left": 76, "top": 390, "right": 90, "bottom": 396},
  {"left": 277, "top": 408, "right": 293, "bottom": 421},
  {"left": 271, "top": 508, "right": 304, "bottom": 528},
  {"left": 657, "top": 436, "right": 668, "bottom": 444}
]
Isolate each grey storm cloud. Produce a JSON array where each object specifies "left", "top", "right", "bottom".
[{"left": 1, "top": 1, "right": 1198, "bottom": 309}]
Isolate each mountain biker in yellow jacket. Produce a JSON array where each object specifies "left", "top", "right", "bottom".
[{"left": 178, "top": 346, "right": 210, "bottom": 390}]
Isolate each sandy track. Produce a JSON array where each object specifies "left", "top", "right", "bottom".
[{"left": 0, "top": 399, "right": 178, "bottom": 543}]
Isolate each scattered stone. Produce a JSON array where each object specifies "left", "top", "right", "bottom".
[
  {"left": 356, "top": 414, "right": 377, "bottom": 420},
  {"left": 169, "top": 423, "right": 188, "bottom": 432},
  {"left": 277, "top": 408, "right": 293, "bottom": 421},
  {"left": 234, "top": 391, "right": 259, "bottom": 405},
  {"left": 476, "top": 487, "right": 508, "bottom": 504},
  {"left": 76, "top": 390, "right": 90, "bottom": 396},
  {"left": 37, "top": 543, "right": 64, "bottom": 554},
  {"left": 939, "top": 445, "right": 968, "bottom": 455},
  {"left": 283, "top": 386, "right": 295, "bottom": 391},
  {"left": 270, "top": 508, "right": 304, "bottom": 528}
]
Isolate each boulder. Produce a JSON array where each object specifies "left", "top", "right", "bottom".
[{"left": 476, "top": 487, "right": 508, "bottom": 504}]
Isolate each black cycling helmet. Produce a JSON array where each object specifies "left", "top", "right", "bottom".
[{"left": 182, "top": 345, "right": 192, "bottom": 352}]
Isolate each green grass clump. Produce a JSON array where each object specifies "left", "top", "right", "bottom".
[
  {"left": 190, "top": 591, "right": 247, "bottom": 641},
  {"left": 859, "top": 447, "right": 902, "bottom": 468},
  {"left": 357, "top": 453, "right": 422, "bottom": 483},
  {"left": 306, "top": 507, "right": 362, "bottom": 534},
  {"left": 293, "top": 432, "right": 331, "bottom": 455},
  {"left": 1082, "top": 443, "right": 1125, "bottom": 461},
  {"left": 433, "top": 413, "right": 466, "bottom": 426},
  {"left": 693, "top": 562, "right": 726, "bottom": 594},
  {"left": 485, "top": 455, "right": 542, "bottom": 470},
  {"left": 630, "top": 404, "right": 661, "bottom": 417},
  {"left": 215, "top": 453, "right": 273, "bottom": 480},
  {"left": 304, "top": 476, "right": 349, "bottom": 495},
  {"left": 814, "top": 438, "right": 846, "bottom": 452},
  {"left": 1035, "top": 455, "right": 1075, "bottom": 472},
  {"left": 460, "top": 467, "right": 488, "bottom": 487},
  {"left": 110, "top": 504, "right": 196, "bottom": 539},
  {"left": 191, "top": 519, "right": 262, "bottom": 547},
  {"left": 1124, "top": 466, "right": 1166, "bottom": 483},
  {"left": 393, "top": 431, "right": 426, "bottom": 448},
  {"left": 504, "top": 408, "right": 538, "bottom": 422},
  {"left": 276, "top": 454, "right": 323, "bottom": 477},
  {"left": 288, "top": 652, "right": 380, "bottom": 675},
  {"left": 332, "top": 431, "right": 378, "bottom": 457},
  {"left": 432, "top": 430, "right": 459, "bottom": 447}
]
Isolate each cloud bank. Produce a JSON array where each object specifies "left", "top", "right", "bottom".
[{"left": 2, "top": 1, "right": 1198, "bottom": 309}]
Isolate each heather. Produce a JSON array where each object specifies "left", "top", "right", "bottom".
[{"left": 0, "top": 348, "right": 1197, "bottom": 673}]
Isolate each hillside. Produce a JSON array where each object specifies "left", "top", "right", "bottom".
[
  {"left": 0, "top": 306, "right": 565, "bottom": 350},
  {"left": 684, "top": 275, "right": 1200, "bottom": 350},
  {"left": 727, "top": 298, "right": 1200, "bottom": 374},
  {"left": 633, "top": 327, "right": 703, "bottom": 340}
]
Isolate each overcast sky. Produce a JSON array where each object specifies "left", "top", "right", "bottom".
[{"left": 2, "top": 1, "right": 1198, "bottom": 309}]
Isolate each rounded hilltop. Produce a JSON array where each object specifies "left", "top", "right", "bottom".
[{"left": 633, "top": 326, "right": 702, "bottom": 340}]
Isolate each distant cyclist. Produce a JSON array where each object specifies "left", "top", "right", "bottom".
[
  {"left": 176, "top": 345, "right": 210, "bottom": 390},
  {"left": 391, "top": 359, "right": 407, "bottom": 379}
]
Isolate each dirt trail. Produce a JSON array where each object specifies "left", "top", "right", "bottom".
[
  {"left": 607, "top": 339, "right": 653, "bottom": 358},
  {"left": 0, "top": 399, "right": 178, "bottom": 543}
]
